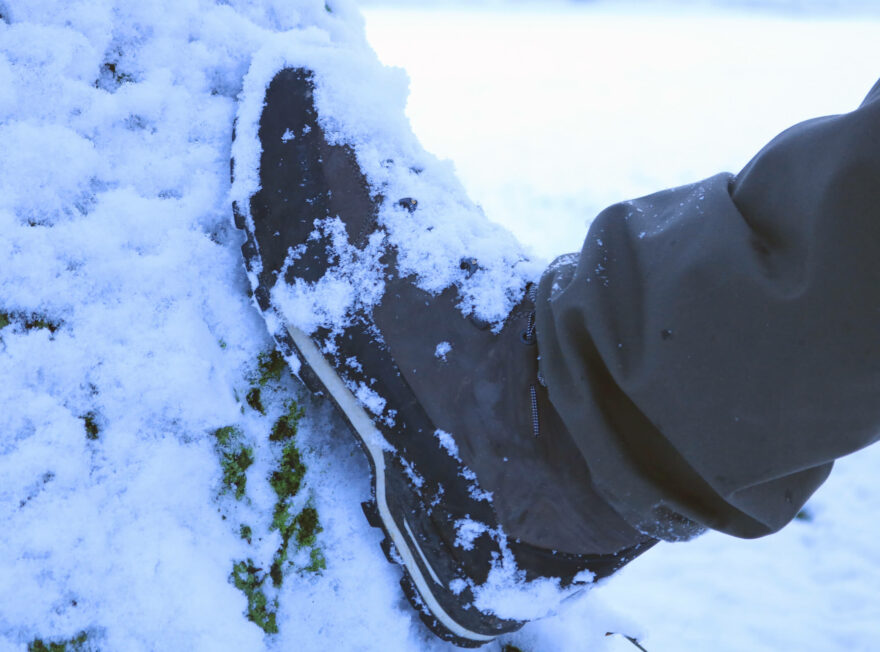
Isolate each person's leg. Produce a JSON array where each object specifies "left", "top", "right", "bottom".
[{"left": 537, "top": 78, "right": 880, "bottom": 541}]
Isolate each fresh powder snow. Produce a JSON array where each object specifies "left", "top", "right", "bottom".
[{"left": 434, "top": 341, "right": 452, "bottom": 361}]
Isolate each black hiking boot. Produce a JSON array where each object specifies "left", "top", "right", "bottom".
[{"left": 232, "top": 68, "right": 656, "bottom": 647}]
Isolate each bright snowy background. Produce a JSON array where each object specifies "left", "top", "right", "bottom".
[{"left": 1, "top": 0, "right": 879, "bottom": 651}]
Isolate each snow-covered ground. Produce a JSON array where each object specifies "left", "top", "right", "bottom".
[{"left": 0, "top": 1, "right": 878, "bottom": 651}]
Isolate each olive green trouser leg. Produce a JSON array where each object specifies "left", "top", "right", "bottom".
[{"left": 536, "top": 78, "right": 880, "bottom": 540}]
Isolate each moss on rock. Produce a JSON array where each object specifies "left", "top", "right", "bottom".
[
  {"left": 222, "top": 446, "right": 254, "bottom": 500},
  {"left": 293, "top": 506, "right": 321, "bottom": 548},
  {"left": 212, "top": 426, "right": 253, "bottom": 500},
  {"left": 269, "top": 443, "right": 306, "bottom": 501},
  {"left": 230, "top": 560, "right": 278, "bottom": 635},
  {"left": 245, "top": 387, "right": 264, "bottom": 414},
  {"left": 28, "top": 632, "right": 90, "bottom": 652},
  {"left": 269, "top": 400, "right": 304, "bottom": 442},
  {"left": 0, "top": 311, "right": 60, "bottom": 333},
  {"left": 82, "top": 412, "right": 100, "bottom": 440},
  {"left": 257, "top": 349, "right": 287, "bottom": 386}
]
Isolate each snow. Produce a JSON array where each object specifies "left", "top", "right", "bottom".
[
  {"left": 434, "top": 429, "right": 493, "bottom": 502},
  {"left": 272, "top": 217, "right": 387, "bottom": 334},
  {"left": 434, "top": 341, "right": 452, "bottom": 361},
  {"left": 1, "top": 0, "right": 879, "bottom": 651},
  {"left": 351, "top": 380, "right": 387, "bottom": 417},
  {"left": 454, "top": 518, "right": 490, "bottom": 552},
  {"left": 434, "top": 429, "right": 461, "bottom": 461}
]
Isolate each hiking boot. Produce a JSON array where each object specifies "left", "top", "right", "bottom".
[{"left": 232, "top": 67, "right": 656, "bottom": 647}]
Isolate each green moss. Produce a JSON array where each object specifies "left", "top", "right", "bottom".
[
  {"left": 265, "top": 402, "right": 309, "bottom": 582},
  {"left": 221, "top": 446, "right": 254, "bottom": 500},
  {"left": 266, "top": 407, "right": 309, "bottom": 583},
  {"left": 324, "top": 2, "right": 333, "bottom": 13},
  {"left": 245, "top": 387, "right": 264, "bottom": 414},
  {"left": 245, "top": 348, "right": 292, "bottom": 416},
  {"left": 95, "top": 62, "right": 133, "bottom": 88},
  {"left": 0, "top": 312, "right": 60, "bottom": 333},
  {"left": 304, "top": 547, "right": 326, "bottom": 573},
  {"left": 230, "top": 560, "right": 278, "bottom": 635},
  {"left": 266, "top": 437, "right": 323, "bottom": 585},
  {"left": 107, "top": 63, "right": 133, "bottom": 84},
  {"left": 269, "top": 401, "right": 304, "bottom": 442},
  {"left": 25, "top": 316, "right": 59, "bottom": 332},
  {"left": 268, "top": 503, "right": 325, "bottom": 585},
  {"left": 293, "top": 506, "right": 321, "bottom": 548},
  {"left": 213, "top": 426, "right": 253, "bottom": 500},
  {"left": 240, "top": 524, "right": 253, "bottom": 544},
  {"left": 267, "top": 504, "right": 295, "bottom": 586},
  {"left": 82, "top": 413, "right": 100, "bottom": 440},
  {"left": 269, "top": 443, "right": 306, "bottom": 501},
  {"left": 502, "top": 646, "right": 526, "bottom": 652},
  {"left": 269, "top": 500, "right": 293, "bottom": 535},
  {"left": 257, "top": 349, "right": 287, "bottom": 386},
  {"left": 213, "top": 425, "right": 241, "bottom": 448},
  {"left": 218, "top": 338, "right": 227, "bottom": 350},
  {"left": 28, "top": 631, "right": 89, "bottom": 652},
  {"left": 269, "top": 549, "right": 287, "bottom": 588}
]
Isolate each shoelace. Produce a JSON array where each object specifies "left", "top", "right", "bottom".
[
  {"left": 529, "top": 383, "right": 539, "bottom": 438},
  {"left": 521, "top": 309, "right": 540, "bottom": 438}
]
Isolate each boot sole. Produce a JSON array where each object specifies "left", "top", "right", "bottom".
[{"left": 278, "top": 319, "right": 497, "bottom": 646}]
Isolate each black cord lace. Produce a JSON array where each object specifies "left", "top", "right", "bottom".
[{"left": 529, "top": 383, "right": 539, "bottom": 438}]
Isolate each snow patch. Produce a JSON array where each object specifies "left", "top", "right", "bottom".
[
  {"left": 400, "top": 457, "right": 425, "bottom": 489},
  {"left": 449, "top": 578, "right": 468, "bottom": 596},
  {"left": 434, "top": 341, "right": 451, "bottom": 361},
  {"left": 454, "top": 518, "right": 489, "bottom": 551},
  {"left": 271, "top": 217, "right": 387, "bottom": 334},
  {"left": 351, "top": 381, "right": 387, "bottom": 417},
  {"left": 433, "top": 428, "right": 460, "bottom": 461}
]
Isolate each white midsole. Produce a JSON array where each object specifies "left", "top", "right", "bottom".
[
  {"left": 403, "top": 517, "right": 443, "bottom": 586},
  {"left": 285, "top": 324, "right": 495, "bottom": 644}
]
